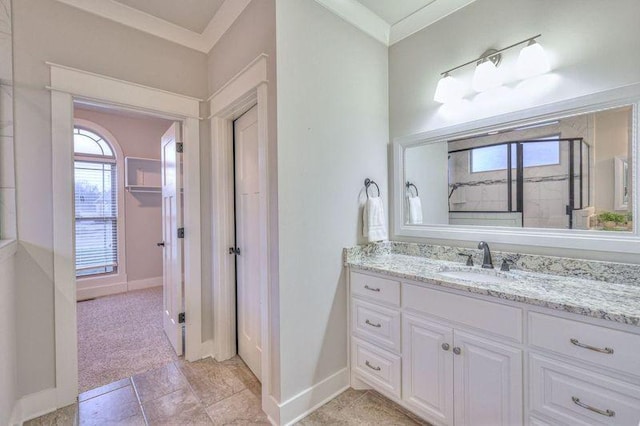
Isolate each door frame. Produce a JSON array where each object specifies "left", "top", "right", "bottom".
[
  {"left": 208, "top": 54, "right": 277, "bottom": 421},
  {"left": 49, "top": 63, "right": 203, "bottom": 408}
]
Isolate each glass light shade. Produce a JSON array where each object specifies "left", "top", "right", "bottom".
[
  {"left": 433, "top": 74, "right": 464, "bottom": 104},
  {"left": 516, "top": 41, "right": 550, "bottom": 79},
  {"left": 472, "top": 60, "right": 502, "bottom": 92}
]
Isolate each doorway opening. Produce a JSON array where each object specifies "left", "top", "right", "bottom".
[{"left": 72, "top": 103, "right": 185, "bottom": 393}]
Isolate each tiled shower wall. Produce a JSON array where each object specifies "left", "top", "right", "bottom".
[{"left": 0, "top": 0, "right": 14, "bottom": 240}]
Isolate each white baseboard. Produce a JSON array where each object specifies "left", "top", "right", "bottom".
[
  {"left": 278, "top": 368, "right": 349, "bottom": 426},
  {"left": 127, "top": 276, "right": 162, "bottom": 291},
  {"left": 10, "top": 388, "right": 58, "bottom": 425},
  {"left": 76, "top": 276, "right": 162, "bottom": 300},
  {"left": 77, "top": 282, "right": 127, "bottom": 301},
  {"left": 200, "top": 339, "right": 215, "bottom": 359}
]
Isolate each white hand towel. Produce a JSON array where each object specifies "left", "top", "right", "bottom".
[
  {"left": 407, "top": 196, "right": 423, "bottom": 224},
  {"left": 363, "top": 196, "right": 387, "bottom": 242}
]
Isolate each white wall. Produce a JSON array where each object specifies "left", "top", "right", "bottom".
[
  {"left": 389, "top": 0, "right": 640, "bottom": 261},
  {"left": 0, "top": 246, "right": 17, "bottom": 426},
  {"left": 74, "top": 107, "right": 172, "bottom": 285},
  {"left": 389, "top": 0, "right": 640, "bottom": 139},
  {"left": 276, "top": 0, "right": 388, "bottom": 403},
  {"left": 12, "top": 0, "right": 208, "bottom": 397}
]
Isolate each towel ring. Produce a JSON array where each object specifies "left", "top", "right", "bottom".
[
  {"left": 406, "top": 181, "right": 419, "bottom": 197},
  {"left": 364, "top": 178, "right": 380, "bottom": 199}
]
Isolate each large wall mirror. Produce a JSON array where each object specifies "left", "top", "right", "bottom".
[{"left": 393, "top": 87, "right": 639, "bottom": 254}]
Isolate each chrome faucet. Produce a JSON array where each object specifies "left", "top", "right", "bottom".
[{"left": 478, "top": 241, "right": 494, "bottom": 269}]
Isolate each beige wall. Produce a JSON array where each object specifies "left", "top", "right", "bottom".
[
  {"left": 204, "top": 0, "right": 279, "bottom": 396},
  {"left": 276, "top": 0, "right": 388, "bottom": 402},
  {"left": 74, "top": 107, "right": 173, "bottom": 283},
  {"left": 12, "top": 0, "right": 208, "bottom": 396},
  {"left": 594, "top": 107, "right": 632, "bottom": 213}
]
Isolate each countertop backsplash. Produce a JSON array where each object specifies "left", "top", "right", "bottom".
[{"left": 344, "top": 241, "right": 640, "bottom": 287}]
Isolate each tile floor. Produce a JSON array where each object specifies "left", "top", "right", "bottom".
[{"left": 26, "top": 357, "right": 429, "bottom": 425}]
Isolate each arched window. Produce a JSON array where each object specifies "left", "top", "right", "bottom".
[{"left": 74, "top": 127, "right": 118, "bottom": 277}]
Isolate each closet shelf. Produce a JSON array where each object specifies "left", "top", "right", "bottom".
[{"left": 125, "top": 157, "right": 161, "bottom": 193}]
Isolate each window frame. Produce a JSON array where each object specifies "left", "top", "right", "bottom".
[
  {"left": 73, "top": 118, "right": 127, "bottom": 290},
  {"left": 469, "top": 134, "right": 562, "bottom": 174}
]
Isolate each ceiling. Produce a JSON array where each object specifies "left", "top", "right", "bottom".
[
  {"left": 55, "top": 0, "right": 476, "bottom": 52},
  {"left": 113, "top": 0, "right": 225, "bottom": 33},
  {"left": 356, "top": 0, "right": 437, "bottom": 26}
]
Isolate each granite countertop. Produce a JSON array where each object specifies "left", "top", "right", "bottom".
[{"left": 346, "top": 251, "right": 640, "bottom": 327}]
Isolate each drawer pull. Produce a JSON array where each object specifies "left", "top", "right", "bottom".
[
  {"left": 365, "top": 360, "right": 381, "bottom": 371},
  {"left": 364, "top": 285, "right": 381, "bottom": 292},
  {"left": 365, "top": 319, "right": 381, "bottom": 328},
  {"left": 572, "top": 396, "right": 615, "bottom": 417},
  {"left": 570, "top": 338, "right": 614, "bottom": 354}
]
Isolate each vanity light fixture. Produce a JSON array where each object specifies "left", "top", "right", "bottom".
[{"left": 433, "top": 34, "right": 549, "bottom": 103}]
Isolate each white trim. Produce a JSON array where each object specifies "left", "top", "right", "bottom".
[
  {"left": 312, "top": 0, "right": 390, "bottom": 45},
  {"left": 53, "top": 0, "right": 250, "bottom": 53},
  {"left": 392, "top": 83, "right": 640, "bottom": 255},
  {"left": 10, "top": 388, "right": 58, "bottom": 425},
  {"left": 76, "top": 282, "right": 127, "bottom": 301},
  {"left": 48, "top": 63, "right": 202, "bottom": 119},
  {"left": 73, "top": 118, "right": 128, "bottom": 298},
  {"left": 50, "top": 65, "right": 203, "bottom": 411},
  {"left": 127, "top": 276, "right": 162, "bottom": 291},
  {"left": 208, "top": 54, "right": 268, "bottom": 115},
  {"left": 200, "top": 0, "right": 252, "bottom": 52},
  {"left": 0, "top": 239, "right": 17, "bottom": 262},
  {"left": 209, "top": 54, "right": 276, "bottom": 422},
  {"left": 279, "top": 368, "right": 350, "bottom": 426},
  {"left": 312, "top": 0, "right": 477, "bottom": 46},
  {"left": 389, "top": 0, "right": 478, "bottom": 45}
]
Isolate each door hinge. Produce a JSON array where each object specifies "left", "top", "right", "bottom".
[
  {"left": 228, "top": 247, "right": 241, "bottom": 255},
  {"left": 178, "top": 312, "right": 185, "bottom": 324},
  {"left": 176, "top": 142, "right": 184, "bottom": 153},
  {"left": 177, "top": 227, "right": 185, "bottom": 238}
]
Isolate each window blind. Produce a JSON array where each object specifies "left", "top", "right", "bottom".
[{"left": 74, "top": 161, "right": 118, "bottom": 277}]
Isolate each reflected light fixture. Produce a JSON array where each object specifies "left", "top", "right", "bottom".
[
  {"left": 433, "top": 34, "right": 550, "bottom": 103},
  {"left": 517, "top": 39, "right": 550, "bottom": 79}
]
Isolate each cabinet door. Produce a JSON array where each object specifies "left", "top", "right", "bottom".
[
  {"left": 402, "top": 314, "right": 454, "bottom": 426},
  {"left": 453, "top": 330, "right": 523, "bottom": 426}
]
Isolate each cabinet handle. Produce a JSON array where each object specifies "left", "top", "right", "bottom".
[
  {"left": 364, "top": 285, "right": 380, "bottom": 292},
  {"left": 572, "top": 397, "right": 615, "bottom": 417},
  {"left": 441, "top": 343, "right": 450, "bottom": 351},
  {"left": 365, "top": 319, "right": 381, "bottom": 328},
  {"left": 365, "top": 360, "right": 381, "bottom": 371},
  {"left": 570, "top": 338, "right": 614, "bottom": 354},
  {"left": 453, "top": 347, "right": 461, "bottom": 355}
]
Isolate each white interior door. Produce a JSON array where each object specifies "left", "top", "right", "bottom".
[
  {"left": 234, "top": 105, "right": 262, "bottom": 380},
  {"left": 161, "top": 122, "right": 184, "bottom": 356}
]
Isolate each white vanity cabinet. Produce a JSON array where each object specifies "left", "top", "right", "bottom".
[
  {"left": 350, "top": 271, "right": 523, "bottom": 426},
  {"left": 348, "top": 268, "right": 640, "bottom": 426}
]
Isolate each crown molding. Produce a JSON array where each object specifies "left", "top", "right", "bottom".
[
  {"left": 313, "top": 0, "right": 477, "bottom": 47},
  {"left": 54, "top": 0, "right": 251, "bottom": 53},
  {"left": 389, "top": 0, "right": 477, "bottom": 45},
  {"left": 312, "top": 0, "right": 390, "bottom": 45}
]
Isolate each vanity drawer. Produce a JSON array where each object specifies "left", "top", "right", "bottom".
[
  {"left": 530, "top": 354, "right": 640, "bottom": 425},
  {"left": 351, "top": 272, "right": 400, "bottom": 307},
  {"left": 352, "top": 337, "right": 401, "bottom": 399},
  {"left": 403, "top": 283, "right": 523, "bottom": 342},
  {"left": 529, "top": 312, "right": 640, "bottom": 377},
  {"left": 352, "top": 299, "right": 401, "bottom": 353}
]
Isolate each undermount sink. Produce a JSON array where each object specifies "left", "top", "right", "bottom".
[{"left": 436, "top": 267, "right": 513, "bottom": 284}]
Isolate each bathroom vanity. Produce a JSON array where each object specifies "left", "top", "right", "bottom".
[{"left": 345, "top": 242, "right": 640, "bottom": 426}]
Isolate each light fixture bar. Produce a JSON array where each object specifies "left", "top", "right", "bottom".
[{"left": 440, "top": 34, "right": 542, "bottom": 76}]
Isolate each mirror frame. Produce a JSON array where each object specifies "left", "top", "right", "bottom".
[{"left": 392, "top": 84, "right": 640, "bottom": 255}]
